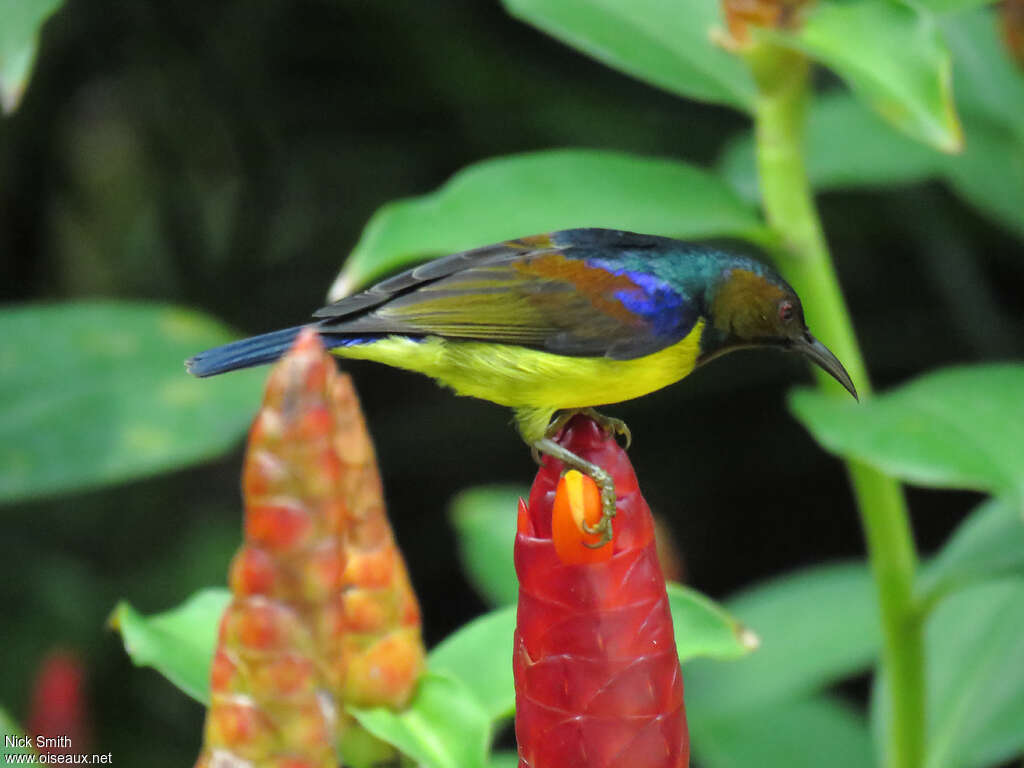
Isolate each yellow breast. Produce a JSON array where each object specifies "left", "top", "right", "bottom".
[{"left": 334, "top": 321, "right": 704, "bottom": 433}]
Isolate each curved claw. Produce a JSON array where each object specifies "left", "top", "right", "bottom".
[{"left": 532, "top": 437, "right": 619, "bottom": 546}]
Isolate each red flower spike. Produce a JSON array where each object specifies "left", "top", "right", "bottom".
[
  {"left": 27, "top": 651, "right": 89, "bottom": 757},
  {"left": 514, "top": 415, "right": 688, "bottom": 768},
  {"left": 551, "top": 470, "right": 612, "bottom": 564},
  {"left": 196, "top": 329, "right": 425, "bottom": 768}
]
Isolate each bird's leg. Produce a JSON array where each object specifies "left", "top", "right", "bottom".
[{"left": 531, "top": 437, "right": 617, "bottom": 548}]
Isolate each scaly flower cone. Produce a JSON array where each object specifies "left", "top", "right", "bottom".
[
  {"left": 195, "top": 329, "right": 425, "bottom": 768},
  {"left": 514, "top": 415, "right": 688, "bottom": 768}
]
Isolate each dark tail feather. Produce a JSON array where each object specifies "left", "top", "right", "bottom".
[{"left": 185, "top": 325, "right": 310, "bottom": 377}]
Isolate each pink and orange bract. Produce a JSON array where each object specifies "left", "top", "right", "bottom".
[{"left": 514, "top": 415, "right": 689, "bottom": 768}]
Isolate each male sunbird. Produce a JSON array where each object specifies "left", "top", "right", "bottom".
[{"left": 188, "top": 228, "right": 856, "bottom": 544}]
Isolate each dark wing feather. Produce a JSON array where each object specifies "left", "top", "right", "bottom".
[{"left": 312, "top": 230, "right": 697, "bottom": 359}]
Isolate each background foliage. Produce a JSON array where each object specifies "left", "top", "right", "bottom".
[{"left": 2, "top": 0, "right": 1023, "bottom": 766}]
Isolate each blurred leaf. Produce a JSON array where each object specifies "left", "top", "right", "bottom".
[
  {"left": 349, "top": 673, "right": 491, "bottom": 768},
  {"left": 720, "top": 8, "right": 1024, "bottom": 239},
  {"left": 501, "top": 0, "right": 754, "bottom": 111},
  {"left": 112, "top": 588, "right": 230, "bottom": 705},
  {"left": 429, "top": 607, "right": 517, "bottom": 721},
  {"left": 690, "top": 694, "right": 874, "bottom": 768},
  {"left": 0, "top": 0, "right": 63, "bottom": 113},
  {"left": 449, "top": 486, "right": 525, "bottom": 608},
  {"left": 428, "top": 583, "right": 753, "bottom": 723},
  {"left": 488, "top": 752, "right": 520, "bottom": 768},
  {"left": 0, "top": 708, "right": 34, "bottom": 756},
  {"left": 0, "top": 302, "right": 265, "bottom": 504},
  {"left": 919, "top": 496, "right": 1024, "bottom": 606},
  {"left": 718, "top": 90, "right": 944, "bottom": 201},
  {"left": 924, "top": 578, "right": 1024, "bottom": 768},
  {"left": 668, "top": 582, "right": 758, "bottom": 663},
  {"left": 914, "top": 0, "right": 998, "bottom": 12},
  {"left": 874, "top": 579, "right": 1024, "bottom": 768},
  {"left": 941, "top": 8, "right": 1024, "bottom": 142},
  {"left": 331, "top": 150, "right": 772, "bottom": 298},
  {"left": 765, "top": 0, "right": 961, "bottom": 152},
  {"left": 684, "top": 562, "right": 878, "bottom": 716},
  {"left": 790, "top": 364, "right": 1024, "bottom": 499}
]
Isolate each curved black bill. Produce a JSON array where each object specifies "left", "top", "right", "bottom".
[{"left": 792, "top": 331, "right": 859, "bottom": 400}]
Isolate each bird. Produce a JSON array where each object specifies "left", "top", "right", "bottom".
[{"left": 187, "top": 228, "right": 857, "bottom": 545}]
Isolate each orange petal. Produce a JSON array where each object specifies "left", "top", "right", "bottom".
[{"left": 551, "top": 470, "right": 612, "bottom": 564}]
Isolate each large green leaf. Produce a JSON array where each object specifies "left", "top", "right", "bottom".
[
  {"left": 669, "top": 582, "right": 759, "bottom": 664},
  {"left": 919, "top": 496, "right": 1024, "bottom": 606},
  {"left": 0, "top": 0, "right": 63, "bottom": 113},
  {"left": 500, "top": 0, "right": 754, "bottom": 111},
  {"left": 349, "top": 674, "right": 491, "bottom": 768},
  {"left": 449, "top": 486, "right": 525, "bottom": 608},
  {"left": 873, "top": 579, "right": 1024, "bottom": 768},
  {"left": 765, "top": 0, "right": 961, "bottom": 152},
  {"left": 683, "top": 562, "right": 879, "bottom": 716},
  {"left": 429, "top": 607, "right": 517, "bottom": 721},
  {"left": 329, "top": 149, "right": 771, "bottom": 298},
  {"left": 690, "top": 694, "right": 874, "bottom": 768},
  {"left": 790, "top": 364, "right": 1024, "bottom": 499},
  {"left": 112, "top": 588, "right": 230, "bottom": 705},
  {"left": 0, "top": 302, "right": 265, "bottom": 504}
]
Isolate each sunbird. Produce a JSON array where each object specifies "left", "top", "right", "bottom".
[{"left": 188, "top": 228, "right": 857, "bottom": 544}]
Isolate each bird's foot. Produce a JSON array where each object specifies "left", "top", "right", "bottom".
[
  {"left": 531, "top": 437, "right": 617, "bottom": 548},
  {"left": 544, "top": 408, "right": 632, "bottom": 450},
  {"left": 579, "top": 408, "right": 632, "bottom": 450}
]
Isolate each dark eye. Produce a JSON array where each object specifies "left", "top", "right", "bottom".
[{"left": 778, "top": 300, "right": 795, "bottom": 323}]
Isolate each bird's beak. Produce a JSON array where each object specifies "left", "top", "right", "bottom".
[{"left": 791, "top": 331, "right": 859, "bottom": 400}]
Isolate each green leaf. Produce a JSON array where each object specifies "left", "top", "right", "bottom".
[
  {"left": 941, "top": 8, "right": 1024, "bottom": 141},
  {"left": 0, "top": 302, "right": 266, "bottom": 504},
  {"left": 429, "top": 607, "right": 517, "bottom": 721},
  {"left": 668, "top": 582, "right": 758, "bottom": 663},
  {"left": 0, "top": 0, "right": 63, "bottom": 113},
  {"left": 874, "top": 579, "right": 1024, "bottom": 768},
  {"left": 790, "top": 364, "right": 1024, "bottom": 499},
  {"left": 919, "top": 496, "right": 1024, "bottom": 606},
  {"left": 349, "top": 673, "right": 492, "bottom": 768},
  {"left": 501, "top": 0, "right": 754, "bottom": 111},
  {"left": 766, "top": 0, "right": 962, "bottom": 152},
  {"left": 330, "top": 149, "right": 771, "bottom": 298},
  {"left": 914, "top": 0, "right": 998, "bottom": 13},
  {"left": 1, "top": 708, "right": 34, "bottom": 756},
  {"left": 683, "top": 562, "right": 878, "bottom": 716},
  {"left": 449, "top": 486, "right": 525, "bottom": 608},
  {"left": 112, "top": 588, "right": 231, "bottom": 705},
  {"left": 718, "top": 90, "right": 944, "bottom": 201},
  {"left": 690, "top": 694, "right": 874, "bottom": 768},
  {"left": 488, "top": 752, "right": 521, "bottom": 768},
  {"left": 719, "top": 9, "right": 1024, "bottom": 239},
  {"left": 428, "top": 583, "right": 754, "bottom": 723}
]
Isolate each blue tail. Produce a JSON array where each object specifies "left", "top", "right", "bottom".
[{"left": 186, "top": 325, "right": 310, "bottom": 377}]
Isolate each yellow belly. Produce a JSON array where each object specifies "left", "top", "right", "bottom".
[{"left": 333, "top": 320, "right": 703, "bottom": 441}]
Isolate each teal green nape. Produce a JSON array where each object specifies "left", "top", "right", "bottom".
[{"left": 185, "top": 228, "right": 857, "bottom": 542}]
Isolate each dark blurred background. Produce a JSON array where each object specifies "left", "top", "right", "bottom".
[{"left": 2, "top": 0, "right": 1022, "bottom": 764}]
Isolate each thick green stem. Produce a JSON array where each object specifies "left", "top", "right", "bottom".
[{"left": 746, "top": 42, "right": 924, "bottom": 768}]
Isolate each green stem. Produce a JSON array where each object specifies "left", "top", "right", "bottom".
[{"left": 745, "top": 42, "right": 924, "bottom": 768}]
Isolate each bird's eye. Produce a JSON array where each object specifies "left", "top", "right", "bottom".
[{"left": 778, "top": 301, "right": 795, "bottom": 323}]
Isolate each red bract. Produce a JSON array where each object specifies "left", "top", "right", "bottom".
[{"left": 514, "top": 415, "right": 688, "bottom": 768}]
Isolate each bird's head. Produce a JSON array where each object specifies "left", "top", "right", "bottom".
[{"left": 701, "top": 265, "right": 858, "bottom": 399}]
